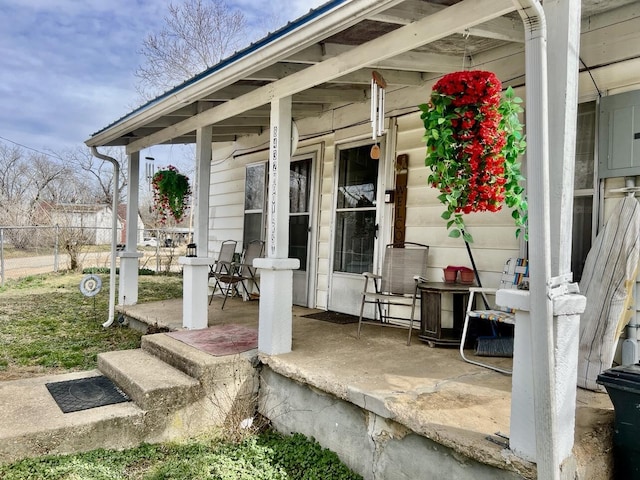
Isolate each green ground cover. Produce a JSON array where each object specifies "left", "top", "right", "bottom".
[
  {"left": 0, "top": 272, "right": 361, "bottom": 479},
  {"left": 0, "top": 432, "right": 362, "bottom": 480}
]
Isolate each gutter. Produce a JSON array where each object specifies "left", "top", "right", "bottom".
[
  {"left": 513, "top": 1, "right": 558, "bottom": 478},
  {"left": 90, "top": 147, "right": 120, "bottom": 328}
]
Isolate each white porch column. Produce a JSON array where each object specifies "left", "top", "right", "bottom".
[
  {"left": 547, "top": 0, "right": 581, "bottom": 278},
  {"left": 507, "top": 1, "right": 583, "bottom": 477},
  {"left": 545, "top": 0, "right": 583, "bottom": 470},
  {"left": 119, "top": 150, "right": 142, "bottom": 305},
  {"left": 255, "top": 96, "right": 299, "bottom": 355},
  {"left": 499, "top": 289, "right": 585, "bottom": 466},
  {"left": 179, "top": 125, "right": 215, "bottom": 329}
]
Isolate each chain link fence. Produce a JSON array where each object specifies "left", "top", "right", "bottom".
[{"left": 0, "top": 226, "right": 191, "bottom": 286}]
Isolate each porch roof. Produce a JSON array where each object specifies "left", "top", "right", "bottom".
[{"left": 84, "top": 0, "right": 636, "bottom": 152}]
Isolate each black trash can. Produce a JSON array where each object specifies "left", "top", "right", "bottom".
[{"left": 597, "top": 363, "right": 640, "bottom": 479}]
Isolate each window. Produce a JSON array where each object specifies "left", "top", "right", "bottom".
[
  {"left": 243, "top": 163, "right": 266, "bottom": 248},
  {"left": 572, "top": 101, "right": 596, "bottom": 281},
  {"left": 333, "top": 144, "right": 378, "bottom": 274},
  {"left": 289, "top": 158, "right": 312, "bottom": 270}
]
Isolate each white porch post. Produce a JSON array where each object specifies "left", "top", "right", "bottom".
[
  {"left": 504, "top": 1, "right": 585, "bottom": 478},
  {"left": 118, "top": 150, "right": 143, "bottom": 305},
  {"left": 180, "top": 125, "right": 214, "bottom": 330},
  {"left": 545, "top": 0, "right": 583, "bottom": 466},
  {"left": 254, "top": 96, "right": 299, "bottom": 355}
]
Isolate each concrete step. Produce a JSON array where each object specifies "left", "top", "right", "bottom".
[
  {"left": 141, "top": 333, "right": 258, "bottom": 393},
  {"left": 98, "top": 349, "right": 201, "bottom": 411},
  {"left": 0, "top": 370, "right": 145, "bottom": 464}
]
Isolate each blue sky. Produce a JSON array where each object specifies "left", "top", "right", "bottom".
[{"left": 0, "top": 0, "right": 325, "bottom": 163}]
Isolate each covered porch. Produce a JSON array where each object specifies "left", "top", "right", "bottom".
[
  {"left": 118, "top": 295, "right": 614, "bottom": 480},
  {"left": 84, "top": 0, "right": 640, "bottom": 476}
]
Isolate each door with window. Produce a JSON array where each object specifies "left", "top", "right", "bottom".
[
  {"left": 289, "top": 158, "right": 313, "bottom": 305},
  {"left": 329, "top": 142, "right": 381, "bottom": 316},
  {"left": 243, "top": 157, "right": 314, "bottom": 306}
]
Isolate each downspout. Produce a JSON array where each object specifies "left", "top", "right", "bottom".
[
  {"left": 90, "top": 147, "right": 120, "bottom": 328},
  {"left": 513, "top": 1, "right": 558, "bottom": 479}
]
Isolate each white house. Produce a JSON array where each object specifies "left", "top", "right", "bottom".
[
  {"left": 38, "top": 202, "right": 144, "bottom": 245},
  {"left": 86, "top": 0, "right": 640, "bottom": 477}
]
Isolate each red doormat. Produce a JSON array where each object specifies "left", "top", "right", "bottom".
[{"left": 166, "top": 324, "right": 258, "bottom": 356}]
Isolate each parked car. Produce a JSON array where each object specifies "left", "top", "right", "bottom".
[{"left": 141, "top": 237, "right": 158, "bottom": 247}]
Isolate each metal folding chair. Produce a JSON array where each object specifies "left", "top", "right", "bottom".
[
  {"left": 357, "top": 242, "right": 429, "bottom": 345},
  {"left": 459, "top": 257, "right": 528, "bottom": 374},
  {"left": 208, "top": 240, "right": 237, "bottom": 305},
  {"left": 225, "top": 239, "right": 264, "bottom": 306}
]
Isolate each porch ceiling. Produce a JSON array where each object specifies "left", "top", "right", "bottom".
[{"left": 85, "top": 0, "right": 638, "bottom": 152}]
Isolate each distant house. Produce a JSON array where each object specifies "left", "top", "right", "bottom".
[{"left": 36, "top": 202, "right": 144, "bottom": 245}]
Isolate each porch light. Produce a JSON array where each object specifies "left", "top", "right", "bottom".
[{"left": 186, "top": 243, "right": 197, "bottom": 257}]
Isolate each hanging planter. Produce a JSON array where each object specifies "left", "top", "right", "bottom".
[
  {"left": 151, "top": 165, "right": 191, "bottom": 224},
  {"left": 419, "top": 70, "right": 527, "bottom": 242}
]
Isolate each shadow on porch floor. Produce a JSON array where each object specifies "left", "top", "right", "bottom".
[{"left": 118, "top": 295, "right": 615, "bottom": 480}]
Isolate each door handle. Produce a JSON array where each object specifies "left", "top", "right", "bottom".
[{"left": 374, "top": 223, "right": 379, "bottom": 239}]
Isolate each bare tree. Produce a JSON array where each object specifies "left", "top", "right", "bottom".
[
  {"left": 66, "top": 146, "right": 128, "bottom": 206},
  {"left": 0, "top": 144, "right": 70, "bottom": 226},
  {"left": 135, "top": 0, "right": 247, "bottom": 100}
]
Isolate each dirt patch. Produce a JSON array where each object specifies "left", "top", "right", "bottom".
[
  {"left": 573, "top": 406, "right": 615, "bottom": 480},
  {"left": 0, "top": 365, "right": 70, "bottom": 381}
]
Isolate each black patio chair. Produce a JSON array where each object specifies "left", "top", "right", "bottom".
[{"left": 210, "top": 240, "right": 264, "bottom": 309}]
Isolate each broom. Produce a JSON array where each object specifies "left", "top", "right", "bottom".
[{"left": 464, "top": 236, "right": 514, "bottom": 357}]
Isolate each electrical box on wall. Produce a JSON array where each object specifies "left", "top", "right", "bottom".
[{"left": 599, "top": 90, "right": 640, "bottom": 179}]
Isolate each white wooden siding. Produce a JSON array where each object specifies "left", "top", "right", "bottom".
[{"left": 395, "top": 110, "right": 521, "bottom": 287}]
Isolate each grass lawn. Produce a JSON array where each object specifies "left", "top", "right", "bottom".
[
  {"left": 0, "top": 272, "right": 183, "bottom": 380},
  {"left": 0, "top": 272, "right": 362, "bottom": 479}
]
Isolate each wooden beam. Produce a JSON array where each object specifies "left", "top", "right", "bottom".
[
  {"left": 371, "top": 0, "right": 524, "bottom": 43},
  {"left": 200, "top": 84, "right": 367, "bottom": 103},
  {"left": 132, "top": 125, "right": 263, "bottom": 137},
  {"left": 159, "top": 134, "right": 240, "bottom": 144},
  {"left": 250, "top": 63, "right": 425, "bottom": 86},
  {"left": 329, "top": 68, "right": 425, "bottom": 85},
  {"left": 368, "top": 51, "right": 462, "bottom": 73},
  {"left": 287, "top": 41, "right": 461, "bottom": 72},
  {"left": 244, "top": 63, "right": 309, "bottom": 81},
  {"left": 126, "top": 0, "right": 515, "bottom": 153},
  {"left": 369, "top": 0, "right": 442, "bottom": 24}
]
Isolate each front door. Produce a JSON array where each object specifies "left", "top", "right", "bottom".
[
  {"left": 290, "top": 157, "right": 313, "bottom": 306},
  {"left": 328, "top": 142, "right": 381, "bottom": 316}
]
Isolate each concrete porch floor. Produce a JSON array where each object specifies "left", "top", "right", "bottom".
[{"left": 119, "top": 295, "right": 615, "bottom": 479}]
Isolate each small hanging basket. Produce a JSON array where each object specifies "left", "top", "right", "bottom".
[{"left": 152, "top": 166, "right": 191, "bottom": 224}]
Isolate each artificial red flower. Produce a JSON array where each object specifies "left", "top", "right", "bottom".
[{"left": 419, "top": 70, "right": 528, "bottom": 242}]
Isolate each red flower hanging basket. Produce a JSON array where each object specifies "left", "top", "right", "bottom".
[{"left": 419, "top": 71, "right": 527, "bottom": 242}]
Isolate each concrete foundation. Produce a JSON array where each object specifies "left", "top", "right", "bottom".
[{"left": 259, "top": 367, "right": 522, "bottom": 480}]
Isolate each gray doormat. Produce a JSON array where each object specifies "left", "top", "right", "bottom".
[
  {"left": 46, "top": 375, "right": 130, "bottom": 413},
  {"left": 302, "top": 311, "right": 361, "bottom": 324}
]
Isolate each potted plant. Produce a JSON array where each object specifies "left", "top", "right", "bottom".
[
  {"left": 151, "top": 165, "right": 191, "bottom": 224},
  {"left": 419, "top": 70, "right": 527, "bottom": 243}
]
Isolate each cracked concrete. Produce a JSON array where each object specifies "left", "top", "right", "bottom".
[{"left": 120, "top": 297, "right": 615, "bottom": 480}]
